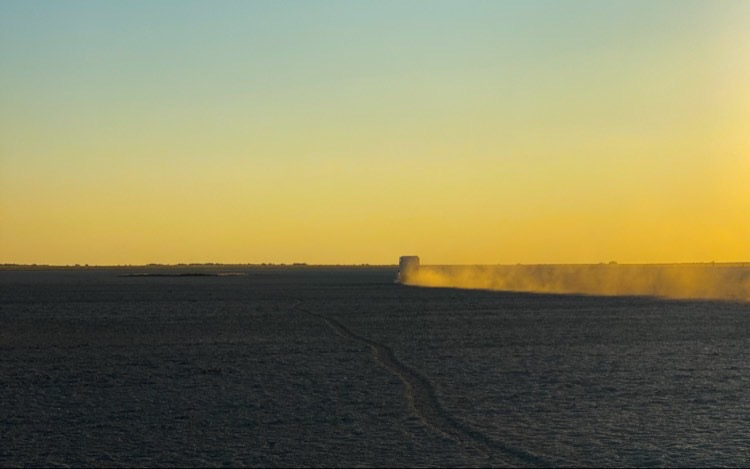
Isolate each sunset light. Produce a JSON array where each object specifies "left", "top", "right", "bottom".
[{"left": 2, "top": 0, "right": 748, "bottom": 265}]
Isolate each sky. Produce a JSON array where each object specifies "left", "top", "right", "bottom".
[{"left": 1, "top": 0, "right": 748, "bottom": 265}]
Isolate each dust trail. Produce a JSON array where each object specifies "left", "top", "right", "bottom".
[
  {"left": 293, "top": 301, "right": 554, "bottom": 467},
  {"left": 400, "top": 260, "right": 750, "bottom": 301}
]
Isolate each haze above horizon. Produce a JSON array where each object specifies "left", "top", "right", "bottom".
[{"left": 2, "top": 0, "right": 748, "bottom": 266}]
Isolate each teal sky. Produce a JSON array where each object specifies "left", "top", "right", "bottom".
[{"left": 1, "top": 1, "right": 749, "bottom": 265}]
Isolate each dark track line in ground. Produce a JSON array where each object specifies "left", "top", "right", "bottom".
[{"left": 293, "top": 302, "right": 554, "bottom": 467}]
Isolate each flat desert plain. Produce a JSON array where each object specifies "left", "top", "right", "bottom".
[{"left": 1, "top": 266, "right": 748, "bottom": 467}]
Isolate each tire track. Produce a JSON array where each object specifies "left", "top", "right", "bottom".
[{"left": 294, "top": 302, "right": 553, "bottom": 467}]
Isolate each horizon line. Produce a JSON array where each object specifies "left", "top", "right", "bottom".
[{"left": 3, "top": 261, "right": 750, "bottom": 270}]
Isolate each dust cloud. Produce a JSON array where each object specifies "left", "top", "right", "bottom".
[{"left": 398, "top": 260, "right": 750, "bottom": 302}]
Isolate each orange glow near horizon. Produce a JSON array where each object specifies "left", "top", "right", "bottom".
[{"left": 1, "top": 1, "right": 749, "bottom": 266}]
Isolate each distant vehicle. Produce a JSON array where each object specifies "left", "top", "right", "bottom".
[{"left": 396, "top": 256, "right": 420, "bottom": 283}]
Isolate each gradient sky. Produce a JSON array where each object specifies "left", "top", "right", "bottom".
[{"left": 1, "top": 0, "right": 748, "bottom": 265}]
